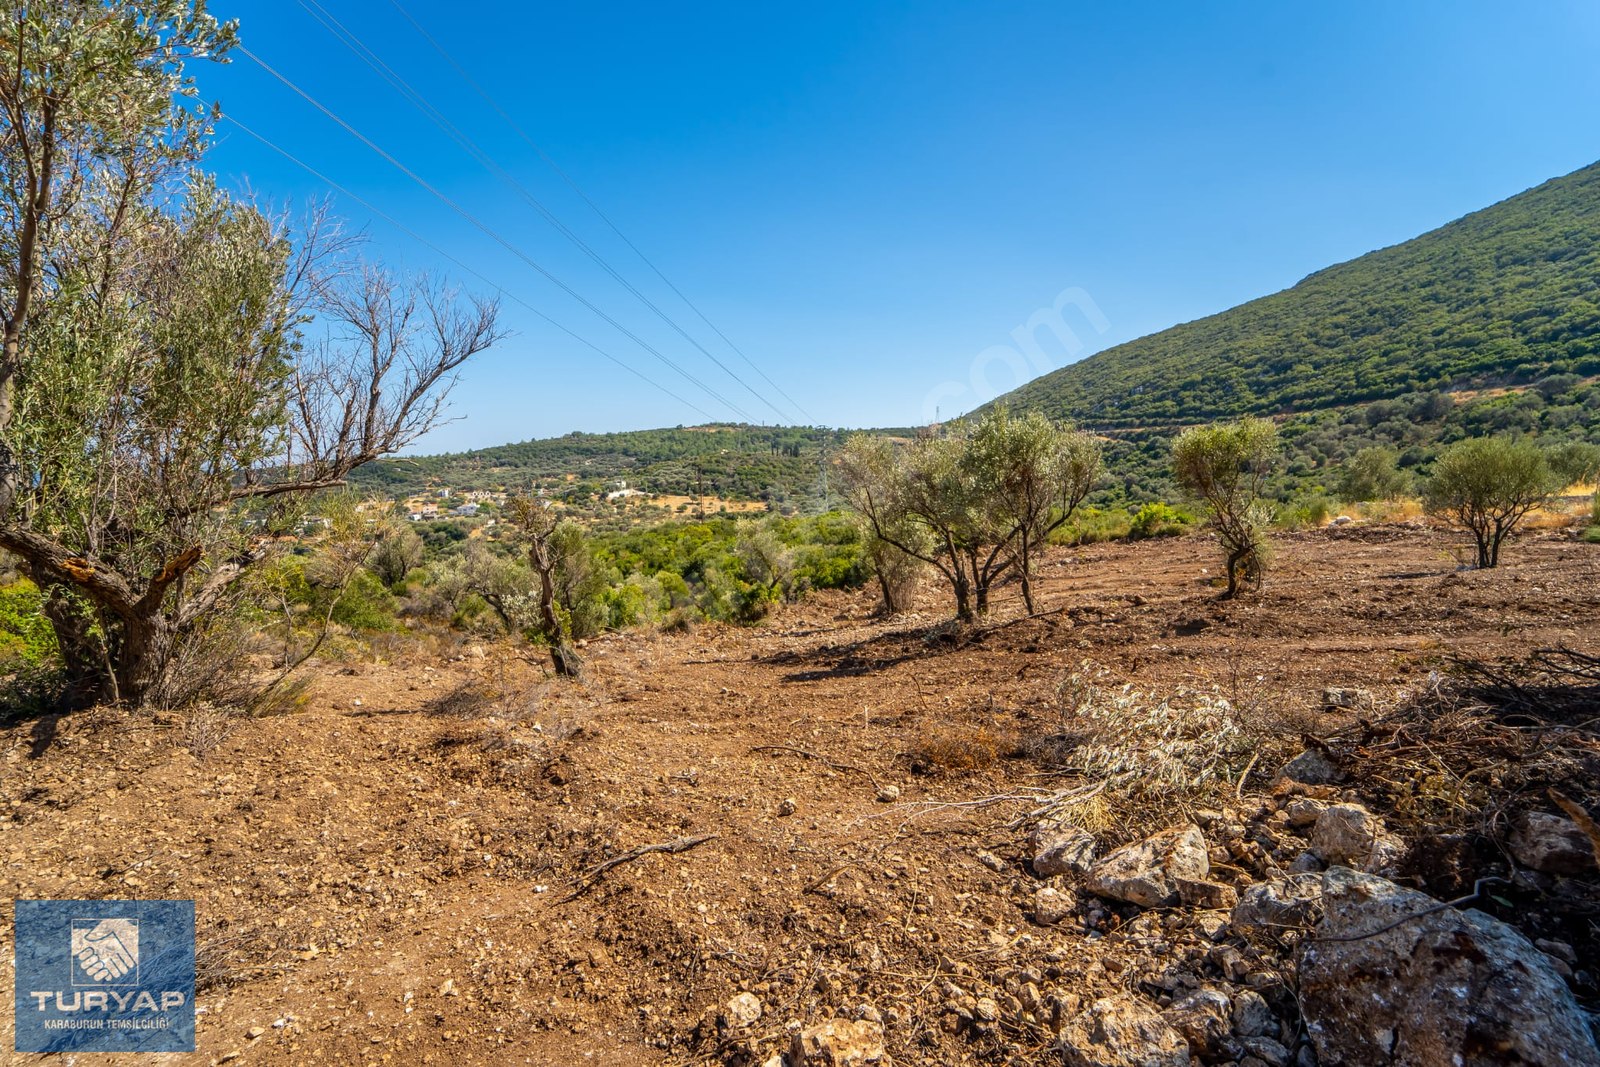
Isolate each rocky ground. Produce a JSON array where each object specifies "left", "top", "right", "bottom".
[{"left": 1, "top": 523, "right": 1598, "bottom": 1066}]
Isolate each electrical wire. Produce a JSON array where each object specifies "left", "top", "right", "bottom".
[
  {"left": 236, "top": 43, "right": 756, "bottom": 424},
  {"left": 295, "top": 0, "right": 797, "bottom": 425},
  {"left": 384, "top": 0, "right": 815, "bottom": 424},
  {"left": 224, "top": 113, "right": 720, "bottom": 424}
]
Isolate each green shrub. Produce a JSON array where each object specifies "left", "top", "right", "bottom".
[
  {"left": 332, "top": 570, "right": 400, "bottom": 632},
  {"left": 1128, "top": 501, "right": 1194, "bottom": 539},
  {"left": 1337, "top": 446, "right": 1411, "bottom": 503},
  {"left": 0, "top": 579, "right": 57, "bottom": 666},
  {"left": 1051, "top": 506, "right": 1132, "bottom": 545},
  {"left": 1582, "top": 526, "right": 1600, "bottom": 544},
  {"left": 1276, "top": 494, "right": 1336, "bottom": 530}
]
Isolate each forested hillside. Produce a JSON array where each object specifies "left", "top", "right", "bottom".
[
  {"left": 349, "top": 424, "right": 864, "bottom": 505},
  {"left": 998, "top": 160, "right": 1600, "bottom": 427}
]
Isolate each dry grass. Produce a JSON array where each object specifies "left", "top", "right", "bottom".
[
  {"left": 907, "top": 723, "right": 1004, "bottom": 775},
  {"left": 1352, "top": 498, "right": 1425, "bottom": 522}
]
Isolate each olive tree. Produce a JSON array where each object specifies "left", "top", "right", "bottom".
[
  {"left": 368, "top": 525, "right": 425, "bottom": 588},
  {"left": 837, "top": 409, "right": 1100, "bottom": 620},
  {"left": 1172, "top": 417, "right": 1278, "bottom": 598},
  {"left": 835, "top": 434, "right": 928, "bottom": 614},
  {"left": 968, "top": 408, "right": 1101, "bottom": 614},
  {"left": 505, "top": 496, "right": 582, "bottom": 678},
  {"left": 0, "top": 3, "right": 503, "bottom": 706},
  {"left": 1424, "top": 436, "right": 1557, "bottom": 568}
]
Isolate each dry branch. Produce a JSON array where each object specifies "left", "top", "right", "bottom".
[{"left": 564, "top": 833, "right": 719, "bottom": 900}]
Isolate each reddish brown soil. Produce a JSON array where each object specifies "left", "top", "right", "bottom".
[{"left": 2, "top": 524, "right": 1597, "bottom": 1066}]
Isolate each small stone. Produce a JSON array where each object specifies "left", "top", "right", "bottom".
[
  {"left": 1176, "top": 877, "right": 1238, "bottom": 910},
  {"left": 1034, "top": 885, "right": 1077, "bottom": 926},
  {"left": 1319, "top": 687, "right": 1372, "bottom": 712},
  {"left": 1310, "top": 804, "right": 1404, "bottom": 872},
  {"left": 1085, "top": 826, "right": 1209, "bottom": 908},
  {"left": 974, "top": 997, "right": 1000, "bottom": 1022},
  {"left": 975, "top": 849, "right": 1006, "bottom": 873},
  {"left": 789, "top": 1018, "right": 888, "bottom": 1065},
  {"left": 1195, "top": 914, "right": 1230, "bottom": 942},
  {"left": 1231, "top": 990, "right": 1274, "bottom": 1038},
  {"left": 1536, "top": 938, "right": 1577, "bottom": 964},
  {"left": 1163, "top": 987, "right": 1233, "bottom": 1058},
  {"left": 1232, "top": 875, "right": 1323, "bottom": 942},
  {"left": 1282, "top": 797, "right": 1329, "bottom": 829},
  {"left": 1243, "top": 1037, "right": 1290, "bottom": 1067},
  {"left": 1279, "top": 750, "right": 1342, "bottom": 786},
  {"left": 1059, "top": 995, "right": 1190, "bottom": 1067},
  {"left": 1287, "top": 850, "right": 1325, "bottom": 874},
  {"left": 875, "top": 785, "right": 900, "bottom": 803},
  {"left": 1508, "top": 812, "right": 1595, "bottom": 876},
  {"left": 246, "top": 1026, "right": 265, "bottom": 1039},
  {"left": 1031, "top": 824, "right": 1097, "bottom": 878},
  {"left": 439, "top": 978, "right": 457, "bottom": 997},
  {"left": 725, "top": 992, "right": 763, "bottom": 1030}
]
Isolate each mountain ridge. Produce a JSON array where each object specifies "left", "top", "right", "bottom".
[{"left": 992, "top": 159, "right": 1600, "bottom": 428}]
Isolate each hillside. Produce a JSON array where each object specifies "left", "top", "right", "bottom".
[
  {"left": 349, "top": 424, "right": 860, "bottom": 507},
  {"left": 997, "top": 160, "right": 1600, "bottom": 427}
]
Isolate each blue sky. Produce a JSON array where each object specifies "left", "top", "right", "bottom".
[{"left": 199, "top": 1, "right": 1600, "bottom": 452}]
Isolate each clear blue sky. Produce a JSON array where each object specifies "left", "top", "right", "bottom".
[{"left": 198, "top": 1, "right": 1600, "bottom": 452}]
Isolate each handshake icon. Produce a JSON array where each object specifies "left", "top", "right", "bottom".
[{"left": 72, "top": 917, "right": 140, "bottom": 984}]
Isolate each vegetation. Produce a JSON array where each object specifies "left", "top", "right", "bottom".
[
  {"left": 0, "top": 2, "right": 500, "bottom": 707},
  {"left": 1337, "top": 446, "right": 1411, "bottom": 504},
  {"left": 1423, "top": 436, "right": 1558, "bottom": 568},
  {"left": 838, "top": 409, "right": 1101, "bottom": 620},
  {"left": 996, "top": 160, "right": 1600, "bottom": 429},
  {"left": 1545, "top": 440, "right": 1600, "bottom": 489},
  {"left": 350, "top": 423, "right": 862, "bottom": 510},
  {"left": 0, "top": 579, "right": 56, "bottom": 666},
  {"left": 505, "top": 497, "right": 583, "bottom": 678},
  {"left": 1171, "top": 418, "right": 1279, "bottom": 598}
]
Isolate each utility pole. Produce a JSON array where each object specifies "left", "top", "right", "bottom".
[{"left": 818, "top": 437, "right": 829, "bottom": 512}]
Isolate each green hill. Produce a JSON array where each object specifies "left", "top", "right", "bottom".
[
  {"left": 349, "top": 424, "right": 858, "bottom": 509},
  {"left": 997, "top": 160, "right": 1600, "bottom": 428}
]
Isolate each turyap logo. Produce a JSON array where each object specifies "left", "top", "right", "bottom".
[
  {"left": 72, "top": 917, "right": 140, "bottom": 985},
  {"left": 13, "top": 899, "right": 195, "bottom": 1053}
]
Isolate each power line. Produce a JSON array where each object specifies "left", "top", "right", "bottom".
[
  {"left": 224, "top": 114, "right": 719, "bottom": 425},
  {"left": 293, "top": 0, "right": 797, "bottom": 426},
  {"left": 384, "top": 0, "right": 816, "bottom": 425},
  {"left": 236, "top": 43, "right": 756, "bottom": 424}
]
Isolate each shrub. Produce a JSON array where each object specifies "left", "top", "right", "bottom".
[
  {"left": 1337, "top": 446, "right": 1411, "bottom": 503},
  {"left": 1128, "top": 502, "right": 1194, "bottom": 539},
  {"left": 908, "top": 724, "right": 1004, "bottom": 776},
  {"left": 1051, "top": 506, "right": 1132, "bottom": 545},
  {"left": 1423, "top": 436, "right": 1558, "bottom": 568},
  {"left": 1276, "top": 494, "right": 1335, "bottom": 531},
  {"left": 1544, "top": 440, "right": 1600, "bottom": 488},
  {"left": 0, "top": 579, "right": 58, "bottom": 666}
]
